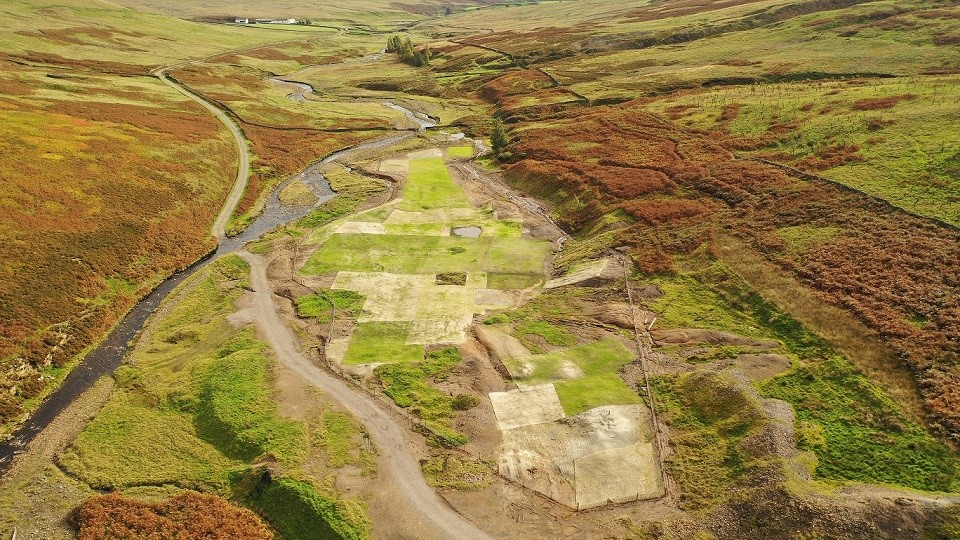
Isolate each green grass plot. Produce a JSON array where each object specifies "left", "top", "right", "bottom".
[
  {"left": 399, "top": 157, "right": 472, "bottom": 211},
  {"left": 504, "top": 338, "right": 642, "bottom": 415},
  {"left": 447, "top": 145, "right": 474, "bottom": 158},
  {"left": 342, "top": 322, "right": 425, "bottom": 365}
]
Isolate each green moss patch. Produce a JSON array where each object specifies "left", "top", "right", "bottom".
[
  {"left": 58, "top": 393, "right": 239, "bottom": 491},
  {"left": 246, "top": 476, "right": 370, "bottom": 540},
  {"left": 447, "top": 145, "right": 475, "bottom": 158},
  {"left": 422, "top": 454, "right": 491, "bottom": 490},
  {"left": 313, "top": 411, "right": 376, "bottom": 473},
  {"left": 296, "top": 290, "right": 366, "bottom": 323},
  {"left": 436, "top": 272, "right": 467, "bottom": 285},
  {"left": 515, "top": 320, "right": 576, "bottom": 347},
  {"left": 651, "top": 371, "right": 763, "bottom": 511},
  {"left": 649, "top": 256, "right": 960, "bottom": 492},
  {"left": 375, "top": 347, "right": 476, "bottom": 447},
  {"left": 486, "top": 272, "right": 542, "bottom": 290},
  {"left": 761, "top": 355, "right": 959, "bottom": 492},
  {"left": 194, "top": 331, "right": 307, "bottom": 466},
  {"left": 505, "top": 338, "right": 641, "bottom": 416}
]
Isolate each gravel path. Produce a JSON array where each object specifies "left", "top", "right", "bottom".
[
  {"left": 158, "top": 70, "right": 250, "bottom": 240},
  {"left": 238, "top": 251, "right": 491, "bottom": 540}
]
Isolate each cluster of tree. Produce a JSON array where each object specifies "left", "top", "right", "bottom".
[{"left": 386, "top": 35, "right": 432, "bottom": 67}]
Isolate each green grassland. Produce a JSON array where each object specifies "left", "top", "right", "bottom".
[
  {"left": 296, "top": 166, "right": 388, "bottom": 230},
  {"left": 173, "top": 61, "right": 406, "bottom": 130},
  {"left": 515, "top": 320, "right": 577, "bottom": 348},
  {"left": 646, "top": 255, "right": 959, "bottom": 492},
  {"left": 296, "top": 290, "right": 367, "bottom": 323},
  {"left": 447, "top": 145, "right": 475, "bottom": 158},
  {"left": 304, "top": 233, "right": 548, "bottom": 275},
  {"left": 0, "top": 0, "right": 294, "bottom": 66},
  {"left": 108, "top": 0, "right": 465, "bottom": 29},
  {"left": 303, "top": 161, "right": 547, "bottom": 274},
  {"left": 314, "top": 410, "right": 377, "bottom": 472},
  {"left": 535, "top": 0, "right": 960, "bottom": 102},
  {"left": 8, "top": 0, "right": 960, "bottom": 532},
  {"left": 486, "top": 272, "right": 543, "bottom": 290},
  {"left": 58, "top": 256, "right": 371, "bottom": 538},
  {"left": 651, "top": 370, "right": 768, "bottom": 511},
  {"left": 400, "top": 157, "right": 473, "bottom": 211},
  {"left": 421, "top": 454, "right": 492, "bottom": 490},
  {"left": 58, "top": 391, "right": 242, "bottom": 490},
  {"left": 646, "top": 75, "right": 960, "bottom": 225},
  {"left": 343, "top": 322, "right": 425, "bottom": 365}
]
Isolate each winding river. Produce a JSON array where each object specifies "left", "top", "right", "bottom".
[{"left": 0, "top": 103, "right": 433, "bottom": 470}]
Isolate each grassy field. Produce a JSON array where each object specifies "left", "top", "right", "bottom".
[
  {"left": 376, "top": 347, "right": 475, "bottom": 447},
  {"left": 7, "top": 0, "right": 960, "bottom": 532},
  {"left": 421, "top": 454, "right": 491, "bottom": 490},
  {"left": 0, "top": 0, "right": 290, "bottom": 66},
  {"left": 343, "top": 322, "right": 425, "bottom": 365},
  {"left": 58, "top": 256, "right": 372, "bottom": 537},
  {"left": 296, "top": 147, "right": 550, "bottom": 448},
  {"left": 399, "top": 157, "right": 473, "bottom": 211},
  {"left": 296, "top": 290, "right": 366, "bottom": 324},
  {"left": 304, "top": 233, "right": 548, "bottom": 275},
  {"left": 58, "top": 391, "right": 241, "bottom": 490},
  {"left": 447, "top": 145, "right": 475, "bottom": 158},
  {"left": 537, "top": 0, "right": 960, "bottom": 101},
  {"left": 646, "top": 75, "right": 960, "bottom": 226},
  {"left": 651, "top": 371, "right": 765, "bottom": 511},
  {"left": 108, "top": 0, "right": 472, "bottom": 28}
]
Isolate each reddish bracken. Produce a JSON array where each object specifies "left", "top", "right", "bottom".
[
  {"left": 502, "top": 100, "right": 960, "bottom": 442},
  {"left": 72, "top": 492, "right": 274, "bottom": 540}
]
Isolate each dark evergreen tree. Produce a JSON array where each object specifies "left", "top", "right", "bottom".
[{"left": 491, "top": 119, "right": 510, "bottom": 155}]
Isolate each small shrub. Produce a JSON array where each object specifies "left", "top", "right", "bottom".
[{"left": 451, "top": 394, "right": 480, "bottom": 410}]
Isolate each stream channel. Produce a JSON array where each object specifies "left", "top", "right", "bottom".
[{"left": 0, "top": 102, "right": 435, "bottom": 470}]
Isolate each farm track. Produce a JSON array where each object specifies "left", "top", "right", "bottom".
[
  {"left": 157, "top": 69, "right": 249, "bottom": 240},
  {"left": 239, "top": 252, "right": 491, "bottom": 540}
]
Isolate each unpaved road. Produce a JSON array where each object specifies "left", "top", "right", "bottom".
[
  {"left": 158, "top": 70, "right": 249, "bottom": 240},
  {"left": 238, "top": 252, "right": 491, "bottom": 540}
]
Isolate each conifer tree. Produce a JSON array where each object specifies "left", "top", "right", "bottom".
[{"left": 491, "top": 119, "right": 510, "bottom": 155}]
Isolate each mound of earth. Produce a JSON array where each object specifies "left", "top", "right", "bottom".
[{"left": 651, "top": 328, "right": 779, "bottom": 348}]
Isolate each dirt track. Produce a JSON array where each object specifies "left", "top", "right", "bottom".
[
  {"left": 238, "top": 251, "right": 491, "bottom": 540},
  {"left": 158, "top": 70, "right": 250, "bottom": 240}
]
